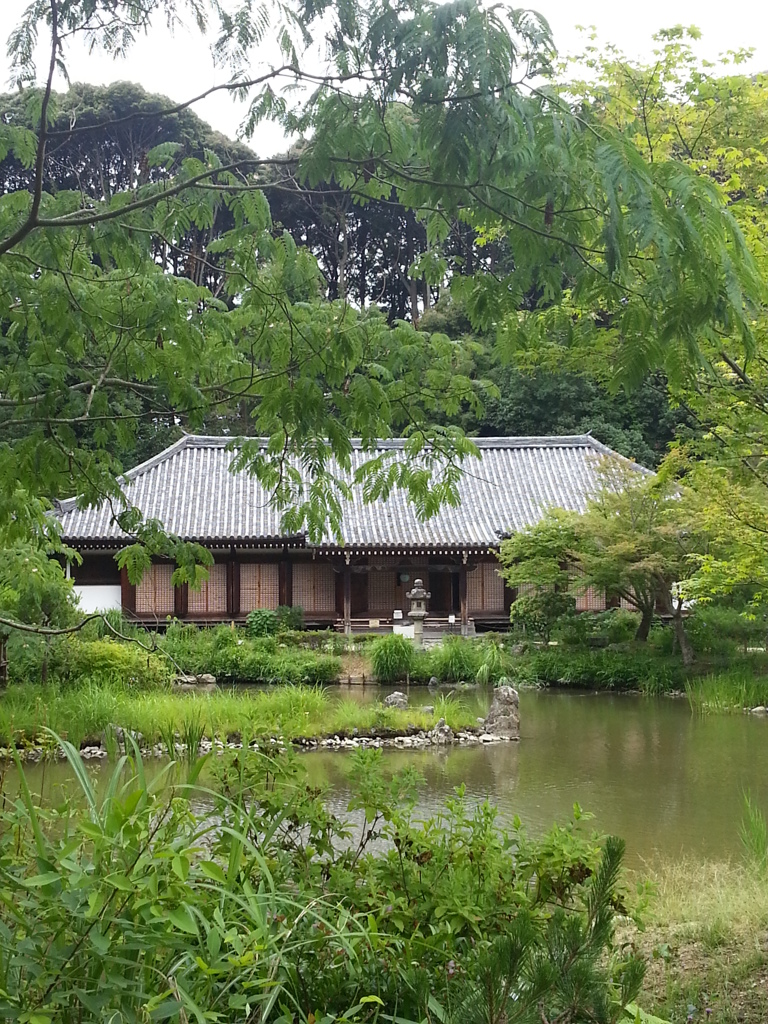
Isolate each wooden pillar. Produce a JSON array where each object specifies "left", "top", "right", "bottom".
[
  {"left": 279, "top": 557, "right": 293, "bottom": 607},
  {"left": 227, "top": 558, "right": 240, "bottom": 619},
  {"left": 343, "top": 564, "right": 352, "bottom": 634},
  {"left": 174, "top": 580, "right": 188, "bottom": 620},
  {"left": 459, "top": 563, "right": 468, "bottom": 636},
  {"left": 120, "top": 566, "right": 136, "bottom": 616}
]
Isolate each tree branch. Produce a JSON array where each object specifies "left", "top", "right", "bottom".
[{"left": 0, "top": 0, "right": 59, "bottom": 257}]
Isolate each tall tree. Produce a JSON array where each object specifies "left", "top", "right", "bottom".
[
  {"left": 549, "top": 29, "right": 768, "bottom": 601},
  {"left": 0, "top": 0, "right": 761, "bottom": 579},
  {"left": 498, "top": 463, "right": 710, "bottom": 664}
]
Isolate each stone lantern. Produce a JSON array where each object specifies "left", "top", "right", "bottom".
[{"left": 406, "top": 578, "right": 430, "bottom": 649}]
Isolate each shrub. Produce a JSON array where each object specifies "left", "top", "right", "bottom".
[
  {"left": 431, "top": 635, "right": 481, "bottom": 683},
  {"left": 510, "top": 591, "right": 576, "bottom": 643},
  {"left": 509, "top": 648, "right": 683, "bottom": 694},
  {"left": 246, "top": 608, "right": 279, "bottom": 637},
  {"left": 370, "top": 633, "right": 416, "bottom": 683},
  {"left": 279, "top": 629, "right": 347, "bottom": 654},
  {"left": 5, "top": 631, "right": 63, "bottom": 684},
  {"left": 553, "top": 612, "right": 592, "bottom": 648},
  {"left": 600, "top": 609, "right": 642, "bottom": 645},
  {"left": 0, "top": 744, "right": 646, "bottom": 1024},
  {"left": 554, "top": 609, "right": 641, "bottom": 649},
  {"left": 61, "top": 639, "right": 170, "bottom": 689},
  {"left": 688, "top": 605, "right": 766, "bottom": 655},
  {"left": 276, "top": 604, "right": 304, "bottom": 632}
]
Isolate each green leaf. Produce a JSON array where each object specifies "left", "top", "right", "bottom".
[
  {"left": 200, "top": 860, "right": 227, "bottom": 884},
  {"left": 168, "top": 905, "right": 198, "bottom": 935}
]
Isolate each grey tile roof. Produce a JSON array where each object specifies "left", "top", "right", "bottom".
[{"left": 55, "top": 434, "right": 649, "bottom": 550}]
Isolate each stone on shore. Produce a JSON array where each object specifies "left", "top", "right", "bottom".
[
  {"left": 173, "top": 673, "right": 218, "bottom": 693},
  {"left": 484, "top": 685, "right": 520, "bottom": 740},
  {"left": 430, "top": 717, "right": 454, "bottom": 744}
]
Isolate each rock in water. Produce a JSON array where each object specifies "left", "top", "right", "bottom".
[
  {"left": 384, "top": 691, "right": 409, "bottom": 709},
  {"left": 484, "top": 685, "right": 520, "bottom": 739}
]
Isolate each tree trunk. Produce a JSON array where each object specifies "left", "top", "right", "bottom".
[
  {"left": 635, "top": 605, "right": 654, "bottom": 641},
  {"left": 673, "top": 611, "right": 695, "bottom": 667}
]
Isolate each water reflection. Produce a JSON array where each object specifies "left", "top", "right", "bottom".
[
  {"left": 5, "top": 689, "right": 768, "bottom": 867},
  {"left": 307, "top": 689, "right": 768, "bottom": 866}
]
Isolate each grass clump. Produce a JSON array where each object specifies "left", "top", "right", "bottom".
[
  {"left": 430, "top": 635, "right": 480, "bottom": 683},
  {"left": 686, "top": 671, "right": 768, "bottom": 714},
  {"left": 370, "top": 633, "right": 415, "bottom": 683}
]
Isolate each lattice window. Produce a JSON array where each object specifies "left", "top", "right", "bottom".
[
  {"left": 188, "top": 563, "right": 228, "bottom": 615},
  {"left": 570, "top": 567, "right": 606, "bottom": 611},
  {"left": 575, "top": 587, "right": 606, "bottom": 611},
  {"left": 135, "top": 564, "right": 175, "bottom": 616},
  {"left": 293, "top": 563, "right": 336, "bottom": 613},
  {"left": 467, "top": 562, "right": 506, "bottom": 612},
  {"left": 240, "top": 563, "right": 279, "bottom": 612},
  {"left": 368, "top": 570, "right": 397, "bottom": 612},
  {"left": 620, "top": 595, "right": 638, "bottom": 611}
]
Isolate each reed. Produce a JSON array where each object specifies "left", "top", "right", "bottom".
[
  {"left": 0, "top": 680, "right": 479, "bottom": 753},
  {"left": 685, "top": 671, "right": 768, "bottom": 714},
  {"left": 740, "top": 793, "right": 768, "bottom": 870}
]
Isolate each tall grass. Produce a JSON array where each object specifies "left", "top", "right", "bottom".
[
  {"left": 0, "top": 680, "right": 479, "bottom": 752},
  {"left": 430, "top": 636, "right": 480, "bottom": 683},
  {"left": 740, "top": 793, "right": 768, "bottom": 870},
  {"left": 370, "top": 634, "right": 415, "bottom": 683},
  {"left": 685, "top": 671, "right": 768, "bottom": 713},
  {"left": 640, "top": 857, "right": 768, "bottom": 942}
]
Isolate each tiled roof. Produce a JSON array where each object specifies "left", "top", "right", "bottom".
[{"left": 55, "top": 434, "right": 649, "bottom": 550}]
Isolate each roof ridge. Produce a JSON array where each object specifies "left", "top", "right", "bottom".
[
  {"left": 122, "top": 434, "right": 194, "bottom": 481},
  {"left": 143, "top": 433, "right": 605, "bottom": 452}
]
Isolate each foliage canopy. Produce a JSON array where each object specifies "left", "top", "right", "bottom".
[{"left": 0, "top": 1, "right": 764, "bottom": 579}]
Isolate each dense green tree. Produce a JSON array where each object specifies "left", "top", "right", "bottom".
[
  {"left": 477, "top": 368, "right": 685, "bottom": 467},
  {"left": 418, "top": 300, "right": 690, "bottom": 468},
  {"left": 542, "top": 30, "right": 768, "bottom": 599},
  {"left": 0, "top": 0, "right": 762, "bottom": 583},
  {"left": 498, "top": 463, "right": 711, "bottom": 664}
]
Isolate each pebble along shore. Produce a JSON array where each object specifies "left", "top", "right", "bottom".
[{"left": 5, "top": 718, "right": 518, "bottom": 763}]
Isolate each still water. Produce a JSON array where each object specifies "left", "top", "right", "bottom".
[
  {"left": 303, "top": 688, "right": 768, "bottom": 867},
  {"left": 9, "top": 689, "right": 768, "bottom": 867}
]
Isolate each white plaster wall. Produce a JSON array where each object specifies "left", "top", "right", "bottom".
[{"left": 74, "top": 585, "right": 122, "bottom": 613}]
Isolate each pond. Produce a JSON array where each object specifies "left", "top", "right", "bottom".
[{"left": 7, "top": 688, "right": 768, "bottom": 867}]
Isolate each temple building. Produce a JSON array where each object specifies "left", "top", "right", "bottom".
[{"left": 55, "top": 434, "right": 639, "bottom": 632}]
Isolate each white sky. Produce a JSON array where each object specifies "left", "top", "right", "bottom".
[{"left": 1, "top": 0, "right": 766, "bottom": 157}]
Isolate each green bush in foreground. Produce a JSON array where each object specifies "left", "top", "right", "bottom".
[{"left": 0, "top": 739, "right": 653, "bottom": 1024}]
